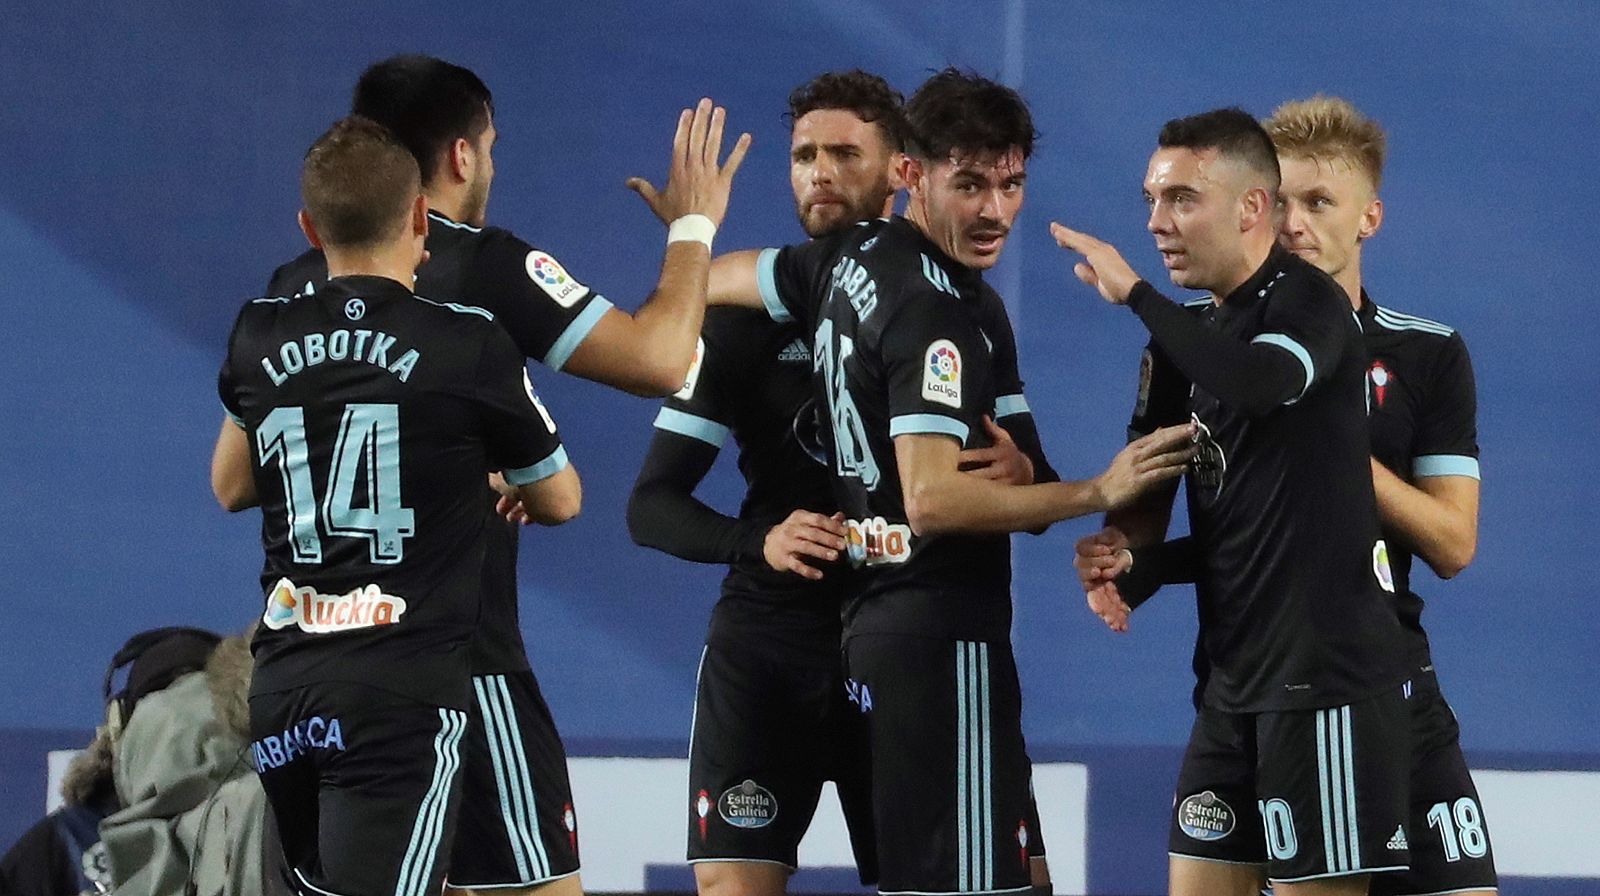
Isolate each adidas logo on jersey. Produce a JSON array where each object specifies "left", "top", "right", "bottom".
[
  {"left": 778, "top": 339, "right": 811, "bottom": 363},
  {"left": 1386, "top": 825, "right": 1409, "bottom": 851}
]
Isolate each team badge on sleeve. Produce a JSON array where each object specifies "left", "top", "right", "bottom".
[
  {"left": 675, "top": 338, "right": 705, "bottom": 400},
  {"left": 922, "top": 339, "right": 962, "bottom": 408},
  {"left": 524, "top": 250, "right": 587, "bottom": 308}
]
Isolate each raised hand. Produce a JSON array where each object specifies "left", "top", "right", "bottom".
[
  {"left": 1049, "top": 222, "right": 1142, "bottom": 304},
  {"left": 626, "top": 98, "right": 753, "bottom": 228}
]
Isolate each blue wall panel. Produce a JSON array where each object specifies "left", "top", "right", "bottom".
[{"left": 1, "top": 2, "right": 1596, "bottom": 887}]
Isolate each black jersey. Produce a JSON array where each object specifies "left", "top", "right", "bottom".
[
  {"left": 267, "top": 210, "right": 610, "bottom": 673},
  {"left": 633, "top": 292, "right": 1056, "bottom": 658},
  {"left": 1127, "top": 245, "right": 1407, "bottom": 713},
  {"left": 650, "top": 306, "right": 846, "bottom": 657},
  {"left": 1359, "top": 293, "right": 1480, "bottom": 665},
  {"left": 757, "top": 216, "right": 1009, "bottom": 642},
  {"left": 218, "top": 275, "right": 566, "bottom": 708}
]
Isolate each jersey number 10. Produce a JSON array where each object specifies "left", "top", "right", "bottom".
[{"left": 255, "top": 403, "right": 417, "bottom": 565}]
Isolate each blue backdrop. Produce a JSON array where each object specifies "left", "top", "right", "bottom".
[{"left": 2, "top": 2, "right": 1596, "bottom": 891}]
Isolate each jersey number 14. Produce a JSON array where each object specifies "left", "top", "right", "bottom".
[{"left": 256, "top": 403, "right": 417, "bottom": 565}]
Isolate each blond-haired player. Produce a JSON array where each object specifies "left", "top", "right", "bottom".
[{"left": 1269, "top": 95, "right": 1496, "bottom": 896}]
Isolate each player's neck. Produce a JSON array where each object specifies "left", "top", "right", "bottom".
[
  {"left": 324, "top": 246, "right": 420, "bottom": 291},
  {"left": 1337, "top": 266, "right": 1364, "bottom": 311},
  {"left": 425, "top": 188, "right": 473, "bottom": 226},
  {"left": 1212, "top": 232, "right": 1276, "bottom": 303}
]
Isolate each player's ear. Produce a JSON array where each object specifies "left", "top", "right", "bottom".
[
  {"left": 887, "top": 152, "right": 908, "bottom": 192},
  {"left": 298, "top": 209, "right": 323, "bottom": 250},
  {"left": 411, "top": 194, "right": 429, "bottom": 238},
  {"left": 449, "top": 137, "right": 472, "bottom": 184},
  {"left": 1239, "top": 186, "right": 1272, "bottom": 233},
  {"left": 1358, "top": 196, "right": 1384, "bottom": 241},
  {"left": 899, "top": 154, "right": 924, "bottom": 196}
]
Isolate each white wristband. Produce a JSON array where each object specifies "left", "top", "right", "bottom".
[{"left": 667, "top": 214, "right": 716, "bottom": 250}]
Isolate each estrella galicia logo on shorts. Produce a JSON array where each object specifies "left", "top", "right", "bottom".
[
  {"left": 718, "top": 780, "right": 778, "bottom": 829},
  {"left": 1177, "top": 790, "right": 1236, "bottom": 841}
]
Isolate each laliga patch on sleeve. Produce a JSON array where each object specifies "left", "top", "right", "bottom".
[
  {"left": 675, "top": 338, "right": 705, "bottom": 400},
  {"left": 524, "top": 250, "right": 587, "bottom": 308},
  {"left": 922, "top": 339, "right": 962, "bottom": 408},
  {"left": 523, "top": 368, "right": 557, "bottom": 433}
]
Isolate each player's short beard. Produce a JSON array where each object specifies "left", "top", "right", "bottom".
[
  {"left": 462, "top": 170, "right": 491, "bottom": 228},
  {"left": 797, "top": 178, "right": 893, "bottom": 238}
]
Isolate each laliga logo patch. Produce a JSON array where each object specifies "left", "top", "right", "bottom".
[
  {"left": 525, "top": 250, "right": 586, "bottom": 308},
  {"left": 922, "top": 339, "right": 962, "bottom": 408},
  {"left": 675, "top": 338, "right": 705, "bottom": 400},
  {"left": 1177, "top": 791, "right": 1236, "bottom": 841},
  {"left": 718, "top": 780, "right": 777, "bottom": 829},
  {"left": 263, "top": 578, "right": 407, "bottom": 633},
  {"left": 1373, "top": 539, "right": 1396, "bottom": 593},
  {"left": 563, "top": 802, "right": 578, "bottom": 853}
]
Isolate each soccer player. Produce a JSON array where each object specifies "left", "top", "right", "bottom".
[
  {"left": 1052, "top": 108, "right": 1416, "bottom": 896},
  {"left": 263, "top": 56, "right": 748, "bottom": 896},
  {"left": 211, "top": 116, "right": 582, "bottom": 896},
  {"left": 710, "top": 68, "right": 1192, "bottom": 896},
  {"left": 629, "top": 70, "right": 1056, "bottom": 896},
  {"left": 1269, "top": 96, "right": 1495, "bottom": 896}
]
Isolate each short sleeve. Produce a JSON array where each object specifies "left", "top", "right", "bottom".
[
  {"left": 881, "top": 290, "right": 987, "bottom": 446},
  {"left": 652, "top": 312, "right": 741, "bottom": 450},
  {"left": 473, "top": 327, "right": 568, "bottom": 484},
  {"left": 754, "top": 232, "right": 850, "bottom": 332},
  {"left": 1412, "top": 334, "right": 1480, "bottom": 480},
  {"left": 217, "top": 304, "right": 250, "bottom": 427},
  {"left": 975, "top": 286, "right": 1025, "bottom": 410},
  {"left": 1251, "top": 281, "right": 1352, "bottom": 404},
  {"left": 1128, "top": 341, "right": 1191, "bottom": 441},
  {"left": 463, "top": 230, "right": 615, "bottom": 372}
]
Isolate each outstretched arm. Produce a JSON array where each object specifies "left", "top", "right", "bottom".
[
  {"left": 895, "top": 425, "right": 1194, "bottom": 537},
  {"left": 559, "top": 100, "right": 752, "bottom": 396},
  {"left": 1051, "top": 223, "right": 1326, "bottom": 416}
]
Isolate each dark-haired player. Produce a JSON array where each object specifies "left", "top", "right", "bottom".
[
  {"left": 1054, "top": 108, "right": 1414, "bottom": 896},
  {"left": 262, "top": 55, "right": 750, "bottom": 896},
  {"left": 713, "top": 69, "right": 1192, "bottom": 896},
  {"left": 631, "top": 70, "right": 1058, "bottom": 896},
  {"left": 212, "top": 116, "right": 582, "bottom": 896}
]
